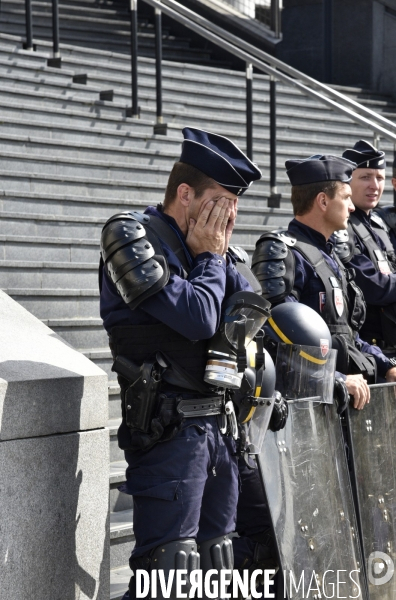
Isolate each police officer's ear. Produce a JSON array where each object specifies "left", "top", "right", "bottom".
[
  {"left": 316, "top": 191, "right": 328, "bottom": 213},
  {"left": 177, "top": 183, "right": 194, "bottom": 207},
  {"left": 392, "top": 178, "right": 396, "bottom": 192}
]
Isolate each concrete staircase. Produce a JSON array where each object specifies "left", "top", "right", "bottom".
[{"left": 0, "top": 3, "right": 396, "bottom": 598}]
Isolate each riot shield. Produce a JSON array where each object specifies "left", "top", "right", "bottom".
[
  {"left": 347, "top": 383, "right": 396, "bottom": 599},
  {"left": 257, "top": 344, "right": 367, "bottom": 600}
]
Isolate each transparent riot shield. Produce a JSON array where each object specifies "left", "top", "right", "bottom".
[
  {"left": 257, "top": 344, "right": 367, "bottom": 600},
  {"left": 347, "top": 383, "right": 396, "bottom": 599}
]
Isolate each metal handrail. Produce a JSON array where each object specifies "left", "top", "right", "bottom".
[{"left": 155, "top": 0, "right": 396, "bottom": 140}]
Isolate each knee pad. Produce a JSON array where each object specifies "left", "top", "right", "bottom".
[
  {"left": 198, "top": 534, "right": 234, "bottom": 572},
  {"left": 198, "top": 535, "right": 234, "bottom": 600},
  {"left": 128, "top": 539, "right": 199, "bottom": 600}
]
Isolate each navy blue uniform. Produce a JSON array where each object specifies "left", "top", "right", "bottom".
[
  {"left": 340, "top": 208, "right": 396, "bottom": 345},
  {"left": 286, "top": 219, "right": 392, "bottom": 378},
  {"left": 101, "top": 206, "right": 253, "bottom": 565}
]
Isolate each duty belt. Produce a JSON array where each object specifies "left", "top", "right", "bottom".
[{"left": 160, "top": 394, "right": 225, "bottom": 418}]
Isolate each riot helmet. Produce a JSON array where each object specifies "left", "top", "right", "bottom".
[
  {"left": 264, "top": 303, "right": 336, "bottom": 404},
  {"left": 264, "top": 302, "right": 332, "bottom": 359}
]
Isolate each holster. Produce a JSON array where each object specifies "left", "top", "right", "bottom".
[{"left": 112, "top": 354, "right": 166, "bottom": 433}]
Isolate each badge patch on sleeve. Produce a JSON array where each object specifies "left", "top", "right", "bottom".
[
  {"left": 319, "top": 292, "right": 326, "bottom": 313},
  {"left": 333, "top": 287, "right": 344, "bottom": 316}
]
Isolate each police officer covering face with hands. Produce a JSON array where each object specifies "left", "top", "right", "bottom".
[
  {"left": 252, "top": 154, "right": 396, "bottom": 411},
  {"left": 99, "top": 127, "right": 271, "bottom": 600}
]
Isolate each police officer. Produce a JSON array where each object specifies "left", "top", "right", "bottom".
[
  {"left": 328, "top": 140, "right": 396, "bottom": 356},
  {"left": 100, "top": 127, "right": 266, "bottom": 600},
  {"left": 252, "top": 154, "right": 396, "bottom": 410}
]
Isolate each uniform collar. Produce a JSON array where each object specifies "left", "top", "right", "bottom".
[
  {"left": 353, "top": 206, "right": 371, "bottom": 226},
  {"left": 144, "top": 204, "right": 187, "bottom": 242},
  {"left": 289, "top": 219, "right": 334, "bottom": 254}
]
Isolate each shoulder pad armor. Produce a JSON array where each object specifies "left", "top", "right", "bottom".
[
  {"left": 333, "top": 227, "right": 355, "bottom": 263},
  {"left": 101, "top": 212, "right": 169, "bottom": 309},
  {"left": 373, "top": 206, "right": 396, "bottom": 231},
  {"left": 251, "top": 232, "right": 295, "bottom": 302}
]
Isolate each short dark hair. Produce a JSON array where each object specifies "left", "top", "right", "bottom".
[
  {"left": 291, "top": 180, "right": 340, "bottom": 216},
  {"left": 163, "top": 162, "right": 216, "bottom": 208}
]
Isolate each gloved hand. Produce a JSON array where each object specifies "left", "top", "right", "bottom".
[
  {"left": 334, "top": 377, "right": 349, "bottom": 414},
  {"left": 269, "top": 391, "right": 288, "bottom": 431}
]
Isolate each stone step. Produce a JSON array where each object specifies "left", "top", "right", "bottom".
[
  {"left": 82, "top": 348, "right": 113, "bottom": 379},
  {"left": 43, "top": 317, "right": 108, "bottom": 349},
  {"left": 0, "top": 259, "right": 98, "bottom": 288},
  {"left": 2, "top": 34, "right": 395, "bottom": 113},
  {"left": 110, "top": 509, "right": 135, "bottom": 570},
  {"left": 0, "top": 83, "right": 385, "bottom": 141},
  {"left": 108, "top": 383, "right": 122, "bottom": 420},
  {"left": 0, "top": 10, "right": 195, "bottom": 50},
  {"left": 110, "top": 566, "right": 131, "bottom": 600},
  {"left": 0, "top": 210, "right": 105, "bottom": 238},
  {"left": 0, "top": 54, "right": 386, "bottom": 122},
  {"left": 0, "top": 21, "right": 217, "bottom": 64},
  {"left": 0, "top": 169, "right": 272, "bottom": 199},
  {"left": 109, "top": 419, "right": 125, "bottom": 463},
  {"left": 110, "top": 475, "right": 132, "bottom": 514},
  {"left": 1, "top": 287, "right": 100, "bottom": 318},
  {"left": 0, "top": 233, "right": 99, "bottom": 262}
]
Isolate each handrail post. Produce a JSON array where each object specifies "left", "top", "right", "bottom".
[
  {"left": 153, "top": 6, "right": 167, "bottom": 134},
  {"left": 270, "top": 0, "right": 280, "bottom": 38},
  {"left": 268, "top": 76, "right": 281, "bottom": 208},
  {"left": 373, "top": 133, "right": 380, "bottom": 150},
  {"left": 126, "top": 0, "right": 140, "bottom": 118},
  {"left": 23, "top": 0, "right": 34, "bottom": 51},
  {"left": 246, "top": 63, "right": 253, "bottom": 160},
  {"left": 47, "top": 0, "right": 61, "bottom": 67}
]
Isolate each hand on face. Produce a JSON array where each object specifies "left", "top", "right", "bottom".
[{"left": 186, "top": 195, "right": 234, "bottom": 257}]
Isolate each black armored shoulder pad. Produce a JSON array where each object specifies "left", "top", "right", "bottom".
[
  {"left": 251, "top": 231, "right": 295, "bottom": 302},
  {"left": 333, "top": 226, "right": 355, "bottom": 263},
  {"left": 373, "top": 205, "right": 396, "bottom": 232},
  {"left": 101, "top": 212, "right": 169, "bottom": 310}
]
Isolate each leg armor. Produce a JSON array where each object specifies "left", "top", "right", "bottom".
[
  {"left": 233, "top": 529, "right": 279, "bottom": 599},
  {"left": 198, "top": 535, "right": 234, "bottom": 600},
  {"left": 128, "top": 539, "right": 199, "bottom": 600}
]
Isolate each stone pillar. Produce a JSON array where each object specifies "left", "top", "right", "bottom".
[{"left": 0, "top": 290, "right": 109, "bottom": 599}]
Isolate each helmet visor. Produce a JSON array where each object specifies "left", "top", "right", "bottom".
[{"left": 275, "top": 343, "right": 337, "bottom": 404}]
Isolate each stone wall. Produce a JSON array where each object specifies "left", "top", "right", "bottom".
[{"left": 0, "top": 290, "right": 109, "bottom": 599}]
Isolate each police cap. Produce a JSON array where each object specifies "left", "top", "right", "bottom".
[
  {"left": 285, "top": 154, "right": 356, "bottom": 186},
  {"left": 180, "top": 127, "right": 262, "bottom": 196},
  {"left": 343, "top": 139, "right": 385, "bottom": 169}
]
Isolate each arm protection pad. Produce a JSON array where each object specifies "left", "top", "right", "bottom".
[
  {"left": 251, "top": 232, "right": 295, "bottom": 302},
  {"left": 101, "top": 211, "right": 169, "bottom": 310}
]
